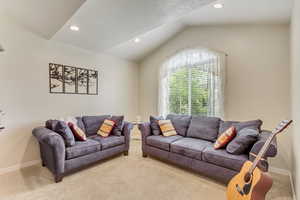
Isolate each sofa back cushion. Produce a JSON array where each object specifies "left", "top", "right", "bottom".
[
  {"left": 111, "top": 115, "right": 124, "bottom": 136},
  {"left": 166, "top": 114, "right": 191, "bottom": 136},
  {"left": 46, "top": 117, "right": 86, "bottom": 132},
  {"left": 75, "top": 117, "right": 86, "bottom": 133},
  {"left": 226, "top": 128, "right": 259, "bottom": 155},
  {"left": 187, "top": 116, "right": 221, "bottom": 142},
  {"left": 48, "top": 120, "right": 75, "bottom": 147},
  {"left": 82, "top": 115, "right": 111, "bottom": 136},
  {"left": 45, "top": 119, "right": 59, "bottom": 130},
  {"left": 150, "top": 116, "right": 164, "bottom": 135},
  {"left": 218, "top": 119, "right": 263, "bottom": 137}
]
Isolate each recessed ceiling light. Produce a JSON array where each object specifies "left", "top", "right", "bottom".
[
  {"left": 213, "top": 3, "right": 223, "bottom": 8},
  {"left": 70, "top": 25, "right": 79, "bottom": 31},
  {"left": 134, "top": 38, "right": 141, "bottom": 43}
]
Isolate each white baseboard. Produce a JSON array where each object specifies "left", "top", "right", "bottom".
[
  {"left": 0, "top": 160, "right": 41, "bottom": 176},
  {"left": 270, "top": 167, "right": 297, "bottom": 200},
  {"left": 270, "top": 166, "right": 291, "bottom": 176}
]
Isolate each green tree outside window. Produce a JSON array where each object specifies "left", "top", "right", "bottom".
[{"left": 168, "top": 66, "right": 209, "bottom": 115}]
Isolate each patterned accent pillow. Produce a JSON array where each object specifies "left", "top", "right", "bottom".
[
  {"left": 214, "top": 126, "right": 236, "bottom": 149},
  {"left": 158, "top": 120, "right": 177, "bottom": 137},
  {"left": 97, "top": 119, "right": 115, "bottom": 137},
  {"left": 68, "top": 122, "right": 87, "bottom": 141}
]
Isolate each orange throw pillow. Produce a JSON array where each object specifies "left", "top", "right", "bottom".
[
  {"left": 158, "top": 120, "right": 177, "bottom": 137},
  {"left": 97, "top": 119, "right": 115, "bottom": 137},
  {"left": 68, "top": 122, "right": 87, "bottom": 141},
  {"left": 214, "top": 126, "right": 236, "bottom": 149}
]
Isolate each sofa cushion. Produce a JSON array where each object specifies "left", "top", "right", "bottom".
[
  {"left": 202, "top": 145, "right": 248, "bottom": 171},
  {"left": 97, "top": 119, "right": 115, "bottom": 137},
  {"left": 171, "top": 138, "right": 212, "bottom": 160},
  {"left": 226, "top": 128, "right": 259, "bottom": 155},
  {"left": 146, "top": 135, "right": 183, "bottom": 151},
  {"left": 90, "top": 135, "right": 125, "bottom": 150},
  {"left": 166, "top": 114, "right": 191, "bottom": 136},
  {"left": 75, "top": 117, "right": 86, "bottom": 133},
  {"left": 45, "top": 119, "right": 59, "bottom": 130},
  {"left": 214, "top": 126, "right": 236, "bottom": 149},
  {"left": 150, "top": 116, "right": 164, "bottom": 135},
  {"left": 66, "top": 139, "right": 101, "bottom": 160},
  {"left": 69, "top": 122, "right": 87, "bottom": 141},
  {"left": 158, "top": 120, "right": 178, "bottom": 137},
  {"left": 47, "top": 118, "right": 86, "bottom": 133},
  {"left": 187, "top": 116, "right": 221, "bottom": 142},
  {"left": 52, "top": 120, "right": 76, "bottom": 147},
  {"left": 82, "top": 115, "right": 111, "bottom": 136},
  {"left": 218, "top": 119, "right": 262, "bottom": 137},
  {"left": 111, "top": 115, "right": 124, "bottom": 136}
]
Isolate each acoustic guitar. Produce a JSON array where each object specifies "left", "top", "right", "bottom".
[{"left": 227, "top": 120, "right": 293, "bottom": 200}]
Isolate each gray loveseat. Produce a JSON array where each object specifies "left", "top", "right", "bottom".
[
  {"left": 33, "top": 115, "right": 132, "bottom": 182},
  {"left": 139, "top": 114, "right": 277, "bottom": 184}
]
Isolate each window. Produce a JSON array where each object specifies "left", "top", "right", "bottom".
[{"left": 159, "top": 48, "right": 225, "bottom": 117}]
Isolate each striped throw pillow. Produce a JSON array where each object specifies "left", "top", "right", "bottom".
[
  {"left": 68, "top": 122, "right": 87, "bottom": 141},
  {"left": 158, "top": 120, "right": 177, "bottom": 137},
  {"left": 97, "top": 119, "right": 115, "bottom": 137},
  {"left": 214, "top": 126, "right": 236, "bottom": 149}
]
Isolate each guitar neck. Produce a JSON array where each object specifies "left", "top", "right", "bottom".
[{"left": 249, "top": 132, "right": 276, "bottom": 174}]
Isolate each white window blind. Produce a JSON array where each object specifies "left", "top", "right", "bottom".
[{"left": 159, "top": 48, "right": 225, "bottom": 117}]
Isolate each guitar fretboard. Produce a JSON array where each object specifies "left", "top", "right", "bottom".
[
  {"left": 248, "top": 120, "right": 292, "bottom": 174},
  {"left": 248, "top": 133, "right": 276, "bottom": 174}
]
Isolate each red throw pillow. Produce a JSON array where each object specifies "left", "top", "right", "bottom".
[
  {"left": 68, "top": 122, "right": 87, "bottom": 141},
  {"left": 214, "top": 126, "right": 236, "bottom": 149}
]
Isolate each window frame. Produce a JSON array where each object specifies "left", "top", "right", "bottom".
[{"left": 159, "top": 48, "right": 226, "bottom": 118}]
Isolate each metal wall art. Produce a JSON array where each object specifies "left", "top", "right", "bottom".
[{"left": 49, "top": 63, "right": 98, "bottom": 95}]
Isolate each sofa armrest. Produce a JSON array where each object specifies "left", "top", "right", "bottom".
[
  {"left": 32, "top": 127, "right": 65, "bottom": 175},
  {"left": 249, "top": 130, "right": 277, "bottom": 171},
  {"left": 123, "top": 122, "right": 133, "bottom": 151},
  {"left": 138, "top": 122, "right": 151, "bottom": 153}
]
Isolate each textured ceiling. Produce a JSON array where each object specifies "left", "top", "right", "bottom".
[{"left": 0, "top": 0, "right": 86, "bottom": 39}]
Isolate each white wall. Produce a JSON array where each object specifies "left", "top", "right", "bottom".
[
  {"left": 139, "top": 24, "right": 291, "bottom": 170},
  {"left": 0, "top": 17, "right": 139, "bottom": 170},
  {"left": 291, "top": 0, "right": 300, "bottom": 197}
]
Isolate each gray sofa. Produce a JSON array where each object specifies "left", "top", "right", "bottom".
[
  {"left": 33, "top": 115, "right": 132, "bottom": 182},
  {"left": 139, "top": 115, "right": 277, "bottom": 184}
]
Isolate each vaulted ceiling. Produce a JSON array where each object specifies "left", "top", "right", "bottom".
[
  {"left": 52, "top": 0, "right": 215, "bottom": 52},
  {"left": 107, "top": 0, "right": 293, "bottom": 62},
  {"left": 0, "top": 0, "right": 293, "bottom": 62},
  {"left": 0, "top": 0, "right": 86, "bottom": 38}
]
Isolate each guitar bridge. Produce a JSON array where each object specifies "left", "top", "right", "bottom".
[
  {"left": 235, "top": 179, "right": 252, "bottom": 196},
  {"left": 236, "top": 184, "right": 244, "bottom": 196}
]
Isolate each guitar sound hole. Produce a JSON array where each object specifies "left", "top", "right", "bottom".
[{"left": 244, "top": 172, "right": 252, "bottom": 183}]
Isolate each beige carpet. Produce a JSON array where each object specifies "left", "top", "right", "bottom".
[{"left": 0, "top": 140, "right": 293, "bottom": 200}]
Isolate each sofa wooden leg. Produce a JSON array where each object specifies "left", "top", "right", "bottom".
[
  {"left": 142, "top": 152, "right": 148, "bottom": 158},
  {"left": 42, "top": 162, "right": 46, "bottom": 167},
  {"left": 55, "top": 175, "right": 63, "bottom": 183},
  {"left": 124, "top": 151, "right": 129, "bottom": 156}
]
